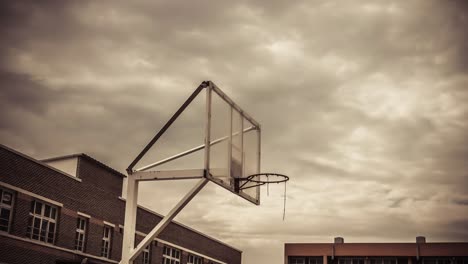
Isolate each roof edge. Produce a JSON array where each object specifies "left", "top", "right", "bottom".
[
  {"left": 41, "top": 153, "right": 127, "bottom": 178},
  {"left": 0, "top": 144, "right": 81, "bottom": 182}
]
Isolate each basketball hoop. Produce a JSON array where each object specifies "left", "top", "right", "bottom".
[
  {"left": 237, "top": 173, "right": 289, "bottom": 190},
  {"left": 235, "top": 173, "right": 290, "bottom": 220}
]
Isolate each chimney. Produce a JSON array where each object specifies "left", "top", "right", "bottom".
[
  {"left": 416, "top": 236, "right": 426, "bottom": 243},
  {"left": 334, "top": 237, "right": 344, "bottom": 244}
]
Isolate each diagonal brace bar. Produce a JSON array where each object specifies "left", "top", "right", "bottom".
[
  {"left": 125, "top": 178, "right": 209, "bottom": 262},
  {"left": 127, "top": 81, "right": 209, "bottom": 173}
]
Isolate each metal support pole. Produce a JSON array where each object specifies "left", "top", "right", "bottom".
[
  {"left": 204, "top": 83, "right": 212, "bottom": 177},
  {"left": 120, "top": 176, "right": 139, "bottom": 264},
  {"left": 123, "top": 178, "right": 209, "bottom": 263}
]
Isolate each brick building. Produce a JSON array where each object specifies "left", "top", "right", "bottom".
[
  {"left": 0, "top": 144, "right": 242, "bottom": 264},
  {"left": 285, "top": 237, "right": 468, "bottom": 264}
]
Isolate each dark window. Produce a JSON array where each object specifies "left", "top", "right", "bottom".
[
  {"left": 339, "top": 258, "right": 365, "bottom": 264},
  {"left": 74, "top": 217, "right": 87, "bottom": 251},
  {"left": 188, "top": 254, "right": 203, "bottom": 264},
  {"left": 101, "top": 225, "right": 113, "bottom": 258},
  {"left": 27, "top": 200, "right": 58, "bottom": 243},
  {"left": 290, "top": 257, "right": 306, "bottom": 264},
  {"left": 0, "top": 188, "right": 14, "bottom": 232},
  {"left": 162, "top": 246, "right": 180, "bottom": 264},
  {"left": 142, "top": 245, "right": 151, "bottom": 264}
]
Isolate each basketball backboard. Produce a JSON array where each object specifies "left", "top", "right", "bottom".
[{"left": 127, "top": 81, "right": 262, "bottom": 205}]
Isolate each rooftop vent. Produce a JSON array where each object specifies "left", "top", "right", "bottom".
[
  {"left": 334, "top": 237, "right": 344, "bottom": 244},
  {"left": 416, "top": 236, "right": 426, "bottom": 243}
]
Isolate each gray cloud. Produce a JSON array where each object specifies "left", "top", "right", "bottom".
[{"left": 1, "top": 0, "right": 468, "bottom": 263}]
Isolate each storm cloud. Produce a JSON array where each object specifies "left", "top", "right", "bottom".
[{"left": 1, "top": 1, "right": 468, "bottom": 263}]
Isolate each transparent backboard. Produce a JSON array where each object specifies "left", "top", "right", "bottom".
[
  {"left": 127, "top": 81, "right": 262, "bottom": 205},
  {"left": 207, "top": 84, "right": 261, "bottom": 205}
]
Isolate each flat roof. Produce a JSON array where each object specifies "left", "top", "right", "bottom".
[{"left": 285, "top": 242, "right": 468, "bottom": 257}]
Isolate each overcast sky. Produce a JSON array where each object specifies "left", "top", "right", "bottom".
[{"left": 1, "top": 1, "right": 468, "bottom": 263}]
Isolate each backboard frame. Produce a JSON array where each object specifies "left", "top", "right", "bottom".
[{"left": 205, "top": 82, "right": 262, "bottom": 205}]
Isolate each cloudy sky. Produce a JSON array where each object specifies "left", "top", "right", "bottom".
[{"left": 1, "top": 0, "right": 468, "bottom": 263}]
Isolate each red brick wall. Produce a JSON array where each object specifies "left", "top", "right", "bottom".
[{"left": 0, "top": 145, "right": 241, "bottom": 264}]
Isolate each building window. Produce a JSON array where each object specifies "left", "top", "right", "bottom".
[
  {"left": 188, "top": 254, "right": 203, "bottom": 264},
  {"left": 290, "top": 258, "right": 306, "bottom": 264},
  {"left": 423, "top": 259, "right": 452, "bottom": 264},
  {"left": 27, "top": 200, "right": 58, "bottom": 243},
  {"left": 339, "top": 258, "right": 365, "bottom": 264},
  {"left": 101, "top": 225, "right": 113, "bottom": 258},
  {"left": 75, "top": 217, "right": 87, "bottom": 251},
  {"left": 308, "top": 257, "right": 323, "bottom": 264},
  {"left": 0, "top": 187, "right": 14, "bottom": 232},
  {"left": 162, "top": 246, "right": 180, "bottom": 264},
  {"left": 142, "top": 245, "right": 151, "bottom": 264},
  {"left": 370, "top": 259, "right": 397, "bottom": 264},
  {"left": 454, "top": 258, "right": 468, "bottom": 264}
]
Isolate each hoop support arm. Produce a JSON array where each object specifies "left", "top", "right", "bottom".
[
  {"left": 135, "top": 126, "right": 256, "bottom": 172},
  {"left": 132, "top": 169, "right": 204, "bottom": 181},
  {"left": 127, "top": 81, "right": 209, "bottom": 173},
  {"left": 120, "top": 178, "right": 209, "bottom": 263}
]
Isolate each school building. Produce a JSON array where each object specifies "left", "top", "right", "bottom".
[
  {"left": 0, "top": 144, "right": 241, "bottom": 264},
  {"left": 285, "top": 237, "right": 467, "bottom": 264}
]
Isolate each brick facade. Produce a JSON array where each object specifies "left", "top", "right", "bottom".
[{"left": 0, "top": 144, "right": 241, "bottom": 264}]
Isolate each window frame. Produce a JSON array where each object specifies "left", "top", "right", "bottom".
[
  {"left": 290, "top": 257, "right": 306, "bottom": 264},
  {"left": 338, "top": 258, "right": 365, "bottom": 264},
  {"left": 142, "top": 244, "right": 151, "bottom": 264},
  {"left": 0, "top": 187, "right": 15, "bottom": 233},
  {"left": 27, "top": 200, "right": 58, "bottom": 244},
  {"left": 74, "top": 216, "right": 88, "bottom": 252},
  {"left": 101, "top": 225, "right": 113, "bottom": 258},
  {"left": 188, "top": 254, "right": 203, "bottom": 264},
  {"left": 162, "top": 246, "right": 181, "bottom": 264}
]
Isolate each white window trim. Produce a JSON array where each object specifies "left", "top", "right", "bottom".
[
  {"left": 101, "top": 225, "right": 113, "bottom": 258},
  {"left": 77, "top": 211, "right": 91, "bottom": 218},
  {"left": 163, "top": 246, "right": 181, "bottom": 264},
  {"left": 188, "top": 254, "right": 203, "bottom": 264},
  {"left": 142, "top": 245, "right": 151, "bottom": 264},
  {"left": 103, "top": 220, "right": 115, "bottom": 228},
  {"left": 0, "top": 232, "right": 117, "bottom": 263},
  {"left": 0, "top": 181, "right": 63, "bottom": 207},
  {"left": 28, "top": 200, "right": 58, "bottom": 244},
  {"left": 75, "top": 216, "right": 87, "bottom": 252}
]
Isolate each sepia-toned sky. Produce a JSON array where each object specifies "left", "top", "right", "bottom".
[{"left": 1, "top": 1, "right": 468, "bottom": 263}]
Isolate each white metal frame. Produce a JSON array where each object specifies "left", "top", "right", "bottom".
[{"left": 120, "top": 81, "right": 261, "bottom": 264}]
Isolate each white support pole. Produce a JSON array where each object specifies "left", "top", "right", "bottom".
[
  {"left": 228, "top": 106, "right": 233, "bottom": 178},
  {"left": 120, "top": 176, "right": 139, "bottom": 264},
  {"left": 204, "top": 83, "right": 212, "bottom": 177},
  {"left": 127, "top": 178, "right": 209, "bottom": 262},
  {"left": 256, "top": 127, "right": 261, "bottom": 202}
]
